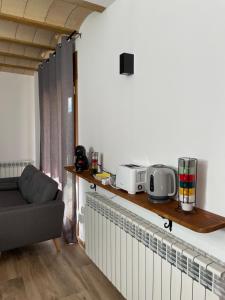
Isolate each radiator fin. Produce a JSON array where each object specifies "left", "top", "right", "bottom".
[
  {"left": 85, "top": 192, "right": 225, "bottom": 299},
  {"left": 162, "top": 259, "right": 171, "bottom": 300},
  {"left": 0, "top": 160, "right": 34, "bottom": 178},
  {"left": 181, "top": 273, "right": 193, "bottom": 300},
  {"left": 171, "top": 265, "right": 182, "bottom": 300}
]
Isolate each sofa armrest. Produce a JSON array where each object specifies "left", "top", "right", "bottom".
[
  {"left": 0, "top": 195, "right": 63, "bottom": 214},
  {"left": 0, "top": 191, "right": 65, "bottom": 251},
  {"left": 0, "top": 177, "right": 19, "bottom": 191}
]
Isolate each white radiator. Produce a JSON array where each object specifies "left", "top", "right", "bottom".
[
  {"left": 85, "top": 192, "right": 225, "bottom": 300},
  {"left": 0, "top": 160, "right": 34, "bottom": 178}
]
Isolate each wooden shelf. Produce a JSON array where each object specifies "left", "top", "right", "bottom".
[{"left": 65, "top": 166, "right": 225, "bottom": 233}]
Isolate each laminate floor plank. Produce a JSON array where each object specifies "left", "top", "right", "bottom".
[
  {"left": 0, "top": 251, "right": 18, "bottom": 282},
  {"left": 0, "top": 277, "right": 28, "bottom": 300},
  {"left": 81, "top": 264, "right": 124, "bottom": 300},
  {"left": 63, "top": 244, "right": 91, "bottom": 269},
  {"left": 61, "top": 289, "right": 98, "bottom": 300},
  {"left": 0, "top": 241, "right": 123, "bottom": 300},
  {"left": 18, "top": 251, "right": 59, "bottom": 300},
  {"left": 39, "top": 251, "right": 86, "bottom": 297}
]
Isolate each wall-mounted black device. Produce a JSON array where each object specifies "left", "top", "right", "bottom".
[{"left": 120, "top": 53, "right": 134, "bottom": 75}]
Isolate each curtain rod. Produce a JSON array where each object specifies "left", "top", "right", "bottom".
[
  {"left": 67, "top": 30, "right": 82, "bottom": 41},
  {"left": 41, "top": 31, "right": 81, "bottom": 64},
  {"left": 51, "top": 30, "right": 81, "bottom": 57}
]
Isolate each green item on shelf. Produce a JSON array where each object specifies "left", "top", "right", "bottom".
[
  {"left": 179, "top": 166, "right": 195, "bottom": 174},
  {"left": 179, "top": 181, "right": 196, "bottom": 188}
]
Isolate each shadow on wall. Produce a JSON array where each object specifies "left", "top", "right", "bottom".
[{"left": 196, "top": 160, "right": 208, "bottom": 209}]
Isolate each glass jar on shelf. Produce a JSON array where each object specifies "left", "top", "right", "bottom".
[
  {"left": 91, "top": 152, "right": 98, "bottom": 175},
  {"left": 178, "top": 157, "right": 197, "bottom": 212}
]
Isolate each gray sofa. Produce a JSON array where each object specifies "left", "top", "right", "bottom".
[{"left": 0, "top": 165, "right": 64, "bottom": 252}]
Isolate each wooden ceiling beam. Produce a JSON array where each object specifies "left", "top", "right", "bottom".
[
  {"left": 0, "top": 12, "right": 74, "bottom": 34},
  {"left": 71, "top": 0, "right": 105, "bottom": 12},
  {"left": 0, "top": 62, "right": 37, "bottom": 71},
  {"left": 0, "top": 36, "right": 54, "bottom": 50},
  {"left": 0, "top": 51, "right": 42, "bottom": 62}
]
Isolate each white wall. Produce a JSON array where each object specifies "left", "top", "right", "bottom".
[
  {"left": 77, "top": 0, "right": 225, "bottom": 262},
  {"left": 89, "top": 0, "right": 115, "bottom": 7},
  {"left": 0, "top": 72, "right": 38, "bottom": 164}
]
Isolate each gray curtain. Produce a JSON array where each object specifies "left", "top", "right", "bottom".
[{"left": 38, "top": 37, "right": 77, "bottom": 244}]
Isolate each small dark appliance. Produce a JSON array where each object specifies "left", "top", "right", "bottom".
[
  {"left": 75, "top": 145, "right": 89, "bottom": 172},
  {"left": 120, "top": 53, "right": 134, "bottom": 75}
]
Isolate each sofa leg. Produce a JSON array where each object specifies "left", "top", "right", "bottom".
[{"left": 53, "top": 238, "right": 61, "bottom": 252}]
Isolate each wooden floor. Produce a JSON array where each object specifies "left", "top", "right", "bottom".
[{"left": 0, "top": 241, "right": 124, "bottom": 300}]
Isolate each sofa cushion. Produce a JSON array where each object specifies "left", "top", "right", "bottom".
[
  {"left": 18, "top": 165, "right": 38, "bottom": 200},
  {"left": 26, "top": 171, "right": 58, "bottom": 204},
  {"left": 0, "top": 177, "right": 19, "bottom": 191},
  {"left": 0, "top": 190, "right": 27, "bottom": 208}
]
